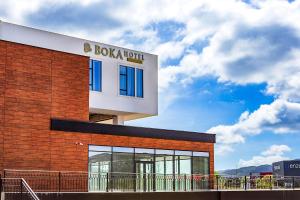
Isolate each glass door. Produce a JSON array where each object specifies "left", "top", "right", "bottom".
[{"left": 135, "top": 161, "right": 154, "bottom": 192}]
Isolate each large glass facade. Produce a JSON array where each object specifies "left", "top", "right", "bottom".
[{"left": 88, "top": 145, "right": 210, "bottom": 192}]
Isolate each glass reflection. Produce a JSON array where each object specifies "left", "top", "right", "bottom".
[
  {"left": 175, "top": 154, "right": 192, "bottom": 191},
  {"left": 155, "top": 150, "right": 174, "bottom": 191},
  {"left": 192, "top": 155, "right": 209, "bottom": 189},
  {"left": 88, "top": 151, "right": 111, "bottom": 191},
  {"left": 112, "top": 152, "right": 134, "bottom": 173},
  {"left": 88, "top": 146, "right": 210, "bottom": 192}
]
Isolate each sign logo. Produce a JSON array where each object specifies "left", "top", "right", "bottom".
[
  {"left": 84, "top": 42, "right": 92, "bottom": 53},
  {"left": 289, "top": 163, "right": 300, "bottom": 169},
  {"left": 83, "top": 42, "right": 144, "bottom": 64},
  {"left": 274, "top": 165, "right": 281, "bottom": 170}
]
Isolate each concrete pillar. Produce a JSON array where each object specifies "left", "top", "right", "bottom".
[{"left": 113, "top": 115, "right": 124, "bottom": 125}]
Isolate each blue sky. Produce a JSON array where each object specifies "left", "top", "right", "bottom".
[{"left": 1, "top": 0, "right": 300, "bottom": 170}]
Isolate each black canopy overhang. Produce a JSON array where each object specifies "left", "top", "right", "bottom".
[{"left": 50, "top": 118, "right": 216, "bottom": 143}]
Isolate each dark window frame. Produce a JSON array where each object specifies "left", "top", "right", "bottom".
[
  {"left": 120, "top": 65, "right": 144, "bottom": 98},
  {"left": 89, "top": 59, "right": 102, "bottom": 92},
  {"left": 120, "top": 65, "right": 128, "bottom": 95},
  {"left": 136, "top": 68, "right": 144, "bottom": 98},
  {"left": 89, "top": 60, "right": 93, "bottom": 90}
]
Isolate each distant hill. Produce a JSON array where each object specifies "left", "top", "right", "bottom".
[{"left": 218, "top": 165, "right": 272, "bottom": 176}]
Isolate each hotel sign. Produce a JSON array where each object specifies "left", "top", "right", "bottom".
[{"left": 84, "top": 42, "right": 144, "bottom": 64}]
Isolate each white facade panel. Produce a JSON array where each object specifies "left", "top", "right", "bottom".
[{"left": 0, "top": 21, "right": 158, "bottom": 121}]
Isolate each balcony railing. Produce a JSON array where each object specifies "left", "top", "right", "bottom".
[
  {"left": 0, "top": 178, "right": 40, "bottom": 200},
  {"left": 1, "top": 170, "right": 300, "bottom": 193}
]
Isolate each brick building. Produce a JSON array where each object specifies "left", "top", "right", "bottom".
[{"left": 0, "top": 21, "right": 215, "bottom": 191}]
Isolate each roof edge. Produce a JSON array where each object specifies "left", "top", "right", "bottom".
[{"left": 50, "top": 118, "right": 216, "bottom": 143}]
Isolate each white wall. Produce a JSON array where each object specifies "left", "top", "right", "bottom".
[
  {"left": 0, "top": 21, "right": 158, "bottom": 121},
  {"left": 88, "top": 43, "right": 158, "bottom": 121}
]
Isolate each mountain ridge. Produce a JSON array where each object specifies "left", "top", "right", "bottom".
[{"left": 218, "top": 165, "right": 272, "bottom": 176}]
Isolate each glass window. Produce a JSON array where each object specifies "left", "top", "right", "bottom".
[
  {"left": 136, "top": 69, "right": 143, "bottom": 98},
  {"left": 156, "top": 149, "right": 174, "bottom": 155},
  {"left": 193, "top": 151, "right": 209, "bottom": 157},
  {"left": 155, "top": 156, "right": 165, "bottom": 175},
  {"left": 155, "top": 155, "right": 173, "bottom": 175},
  {"left": 89, "top": 64, "right": 93, "bottom": 90},
  {"left": 89, "top": 151, "right": 111, "bottom": 173},
  {"left": 88, "top": 145, "right": 210, "bottom": 192},
  {"left": 89, "top": 145, "right": 111, "bottom": 152},
  {"left": 88, "top": 150, "right": 111, "bottom": 192},
  {"left": 120, "top": 66, "right": 127, "bottom": 95},
  {"left": 174, "top": 153, "right": 192, "bottom": 191},
  {"left": 119, "top": 66, "right": 143, "bottom": 98},
  {"left": 175, "top": 155, "right": 191, "bottom": 174},
  {"left": 113, "top": 147, "right": 134, "bottom": 153},
  {"left": 127, "top": 67, "right": 135, "bottom": 96},
  {"left": 192, "top": 156, "right": 209, "bottom": 190},
  {"left": 175, "top": 150, "right": 192, "bottom": 156},
  {"left": 119, "top": 65, "right": 135, "bottom": 97},
  {"left": 155, "top": 150, "right": 174, "bottom": 191},
  {"left": 155, "top": 149, "right": 174, "bottom": 175},
  {"left": 112, "top": 152, "right": 134, "bottom": 173},
  {"left": 135, "top": 148, "right": 154, "bottom": 154},
  {"left": 89, "top": 59, "right": 102, "bottom": 92},
  {"left": 134, "top": 148, "right": 155, "bottom": 192},
  {"left": 192, "top": 156, "right": 209, "bottom": 175},
  {"left": 135, "top": 149, "right": 154, "bottom": 162},
  {"left": 112, "top": 147, "right": 134, "bottom": 173}
]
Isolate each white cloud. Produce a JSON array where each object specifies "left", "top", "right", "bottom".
[
  {"left": 208, "top": 99, "right": 300, "bottom": 145},
  {"left": 239, "top": 155, "right": 289, "bottom": 167},
  {"left": 238, "top": 144, "right": 291, "bottom": 167},
  {"left": 215, "top": 144, "right": 234, "bottom": 156},
  {"left": 3, "top": 1, "right": 300, "bottom": 95},
  {"left": 1, "top": 0, "right": 300, "bottom": 156},
  {"left": 145, "top": 1, "right": 300, "bottom": 106},
  {"left": 0, "top": 0, "right": 104, "bottom": 23},
  {"left": 262, "top": 145, "right": 291, "bottom": 156},
  {"left": 154, "top": 41, "right": 185, "bottom": 64}
]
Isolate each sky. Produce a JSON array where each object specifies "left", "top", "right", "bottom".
[{"left": 1, "top": 0, "right": 300, "bottom": 170}]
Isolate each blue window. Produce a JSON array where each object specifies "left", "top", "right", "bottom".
[
  {"left": 136, "top": 69, "right": 143, "bottom": 98},
  {"left": 89, "top": 60, "right": 102, "bottom": 91},
  {"left": 119, "top": 65, "right": 135, "bottom": 96}
]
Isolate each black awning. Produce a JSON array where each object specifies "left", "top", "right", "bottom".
[{"left": 50, "top": 118, "right": 216, "bottom": 143}]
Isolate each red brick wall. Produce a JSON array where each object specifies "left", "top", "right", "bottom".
[
  {"left": 49, "top": 131, "right": 214, "bottom": 175},
  {"left": 0, "top": 41, "right": 89, "bottom": 170},
  {"left": 0, "top": 40, "right": 214, "bottom": 175},
  {"left": 51, "top": 52, "right": 89, "bottom": 120},
  {"left": 4, "top": 42, "right": 52, "bottom": 169},
  {"left": 0, "top": 41, "right": 6, "bottom": 171}
]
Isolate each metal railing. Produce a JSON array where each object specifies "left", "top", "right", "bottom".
[
  {"left": 3, "top": 170, "right": 88, "bottom": 192},
  {"left": 0, "top": 178, "right": 40, "bottom": 200},
  {"left": 2, "top": 170, "right": 300, "bottom": 193},
  {"left": 215, "top": 175, "right": 300, "bottom": 190}
]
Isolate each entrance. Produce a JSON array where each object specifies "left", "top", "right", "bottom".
[{"left": 135, "top": 161, "right": 154, "bottom": 192}]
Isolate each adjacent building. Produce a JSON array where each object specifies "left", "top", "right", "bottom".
[
  {"left": 273, "top": 160, "right": 300, "bottom": 177},
  {"left": 0, "top": 21, "right": 215, "bottom": 191}
]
